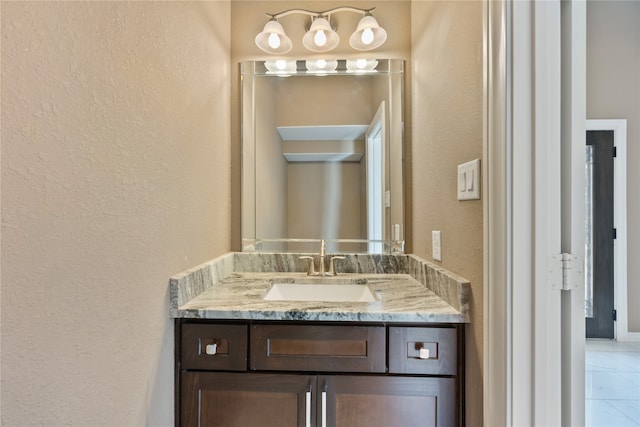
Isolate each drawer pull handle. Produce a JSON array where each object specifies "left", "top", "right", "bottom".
[
  {"left": 205, "top": 343, "right": 218, "bottom": 355},
  {"left": 305, "top": 385, "right": 312, "bottom": 427},
  {"left": 419, "top": 348, "right": 430, "bottom": 359}
]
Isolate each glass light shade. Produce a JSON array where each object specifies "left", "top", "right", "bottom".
[
  {"left": 349, "top": 15, "right": 387, "bottom": 51},
  {"left": 255, "top": 20, "right": 292, "bottom": 54},
  {"left": 302, "top": 17, "right": 339, "bottom": 52},
  {"left": 346, "top": 59, "right": 379, "bottom": 73},
  {"left": 305, "top": 59, "right": 338, "bottom": 74},
  {"left": 264, "top": 60, "right": 298, "bottom": 75}
]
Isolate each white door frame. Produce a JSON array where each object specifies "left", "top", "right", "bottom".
[
  {"left": 560, "top": 2, "right": 586, "bottom": 425},
  {"left": 484, "top": 1, "right": 586, "bottom": 425},
  {"left": 586, "top": 119, "right": 635, "bottom": 342}
]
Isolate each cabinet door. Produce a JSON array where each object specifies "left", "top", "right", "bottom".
[
  {"left": 181, "top": 372, "right": 315, "bottom": 427},
  {"left": 320, "top": 375, "right": 456, "bottom": 427}
]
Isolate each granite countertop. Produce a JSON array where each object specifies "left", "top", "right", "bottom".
[{"left": 170, "top": 253, "right": 470, "bottom": 324}]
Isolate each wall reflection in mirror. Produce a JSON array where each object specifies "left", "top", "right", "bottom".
[{"left": 241, "top": 59, "right": 404, "bottom": 253}]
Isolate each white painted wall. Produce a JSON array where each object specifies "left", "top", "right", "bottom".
[
  {"left": 1, "top": 2, "right": 231, "bottom": 424},
  {"left": 586, "top": 0, "right": 640, "bottom": 332}
]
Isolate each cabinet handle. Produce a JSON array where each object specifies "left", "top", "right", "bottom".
[
  {"left": 305, "top": 385, "right": 312, "bottom": 427},
  {"left": 321, "top": 384, "right": 327, "bottom": 427},
  {"left": 419, "top": 347, "right": 430, "bottom": 359},
  {"left": 205, "top": 343, "right": 217, "bottom": 355}
]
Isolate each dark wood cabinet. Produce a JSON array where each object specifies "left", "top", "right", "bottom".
[
  {"left": 250, "top": 324, "right": 386, "bottom": 373},
  {"left": 181, "top": 372, "right": 312, "bottom": 427},
  {"left": 176, "top": 321, "right": 464, "bottom": 427},
  {"left": 323, "top": 375, "right": 456, "bottom": 427}
]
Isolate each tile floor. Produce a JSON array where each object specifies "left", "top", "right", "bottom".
[{"left": 586, "top": 339, "right": 640, "bottom": 426}]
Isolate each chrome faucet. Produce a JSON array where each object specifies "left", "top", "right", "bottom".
[
  {"left": 318, "top": 239, "right": 327, "bottom": 276},
  {"left": 299, "top": 240, "right": 345, "bottom": 276}
]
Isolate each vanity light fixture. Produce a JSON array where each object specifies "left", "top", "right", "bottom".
[
  {"left": 255, "top": 19, "right": 293, "bottom": 54},
  {"left": 255, "top": 6, "right": 387, "bottom": 54},
  {"left": 302, "top": 16, "right": 339, "bottom": 52},
  {"left": 349, "top": 13, "right": 387, "bottom": 51}
]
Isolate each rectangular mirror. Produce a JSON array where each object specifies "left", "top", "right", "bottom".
[{"left": 241, "top": 59, "right": 404, "bottom": 253}]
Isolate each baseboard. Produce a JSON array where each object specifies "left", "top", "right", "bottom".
[{"left": 618, "top": 330, "right": 640, "bottom": 343}]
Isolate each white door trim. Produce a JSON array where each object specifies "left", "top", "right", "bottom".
[
  {"left": 585, "top": 119, "right": 635, "bottom": 342},
  {"left": 560, "top": 2, "right": 586, "bottom": 425},
  {"left": 483, "top": 0, "right": 510, "bottom": 424},
  {"left": 484, "top": 1, "right": 583, "bottom": 425}
]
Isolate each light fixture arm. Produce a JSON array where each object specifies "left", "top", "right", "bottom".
[{"left": 266, "top": 6, "right": 375, "bottom": 20}]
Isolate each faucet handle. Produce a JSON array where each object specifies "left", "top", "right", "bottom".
[
  {"left": 328, "top": 256, "right": 346, "bottom": 276},
  {"left": 299, "top": 256, "right": 316, "bottom": 276}
]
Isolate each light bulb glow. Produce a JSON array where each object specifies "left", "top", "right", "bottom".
[
  {"left": 314, "top": 30, "right": 327, "bottom": 47},
  {"left": 361, "top": 28, "right": 374, "bottom": 45},
  {"left": 356, "top": 59, "right": 368, "bottom": 69},
  {"left": 275, "top": 60, "right": 287, "bottom": 70},
  {"left": 316, "top": 59, "right": 327, "bottom": 68},
  {"left": 268, "top": 33, "right": 281, "bottom": 49}
]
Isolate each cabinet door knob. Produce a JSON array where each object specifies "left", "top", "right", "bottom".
[
  {"left": 419, "top": 348, "right": 430, "bottom": 359},
  {"left": 205, "top": 343, "right": 218, "bottom": 355}
]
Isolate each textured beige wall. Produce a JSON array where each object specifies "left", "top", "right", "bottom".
[
  {"left": 411, "top": 1, "right": 484, "bottom": 424},
  {"left": 255, "top": 77, "right": 288, "bottom": 239},
  {"left": 288, "top": 162, "right": 363, "bottom": 241},
  {"left": 1, "top": 1, "right": 231, "bottom": 425},
  {"left": 587, "top": 1, "right": 640, "bottom": 333}
]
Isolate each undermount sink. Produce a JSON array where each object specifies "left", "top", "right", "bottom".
[{"left": 263, "top": 282, "right": 377, "bottom": 302}]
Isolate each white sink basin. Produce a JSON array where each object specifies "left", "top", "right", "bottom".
[{"left": 263, "top": 283, "right": 376, "bottom": 302}]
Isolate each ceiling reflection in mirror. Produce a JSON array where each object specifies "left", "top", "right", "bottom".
[{"left": 241, "top": 59, "right": 404, "bottom": 254}]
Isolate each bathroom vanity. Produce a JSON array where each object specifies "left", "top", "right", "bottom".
[{"left": 171, "top": 253, "right": 470, "bottom": 427}]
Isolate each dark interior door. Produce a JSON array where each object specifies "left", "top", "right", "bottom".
[{"left": 585, "top": 130, "right": 615, "bottom": 339}]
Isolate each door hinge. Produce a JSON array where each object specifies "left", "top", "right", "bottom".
[
  {"left": 613, "top": 228, "right": 617, "bottom": 239},
  {"left": 613, "top": 309, "right": 617, "bottom": 321},
  {"left": 550, "top": 253, "right": 583, "bottom": 291},
  {"left": 613, "top": 146, "right": 617, "bottom": 157}
]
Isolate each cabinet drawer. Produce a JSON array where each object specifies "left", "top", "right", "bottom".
[
  {"left": 388, "top": 326, "right": 457, "bottom": 375},
  {"left": 250, "top": 324, "right": 386, "bottom": 373},
  {"left": 181, "top": 323, "right": 248, "bottom": 371}
]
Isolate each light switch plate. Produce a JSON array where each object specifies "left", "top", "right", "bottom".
[
  {"left": 432, "top": 230, "right": 442, "bottom": 261},
  {"left": 457, "top": 159, "right": 481, "bottom": 200}
]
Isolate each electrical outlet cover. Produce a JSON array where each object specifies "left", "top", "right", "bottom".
[{"left": 432, "top": 230, "right": 442, "bottom": 261}]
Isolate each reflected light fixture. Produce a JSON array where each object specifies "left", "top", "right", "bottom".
[
  {"left": 346, "top": 59, "right": 379, "bottom": 73},
  {"left": 305, "top": 59, "right": 339, "bottom": 74},
  {"left": 264, "top": 59, "right": 298, "bottom": 75},
  {"left": 255, "top": 6, "right": 387, "bottom": 54}
]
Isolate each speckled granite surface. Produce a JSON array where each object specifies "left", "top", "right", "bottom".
[{"left": 169, "top": 253, "right": 470, "bottom": 323}]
